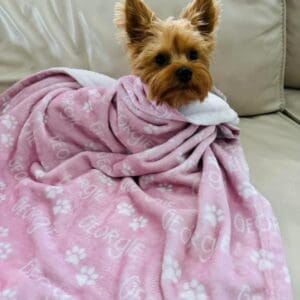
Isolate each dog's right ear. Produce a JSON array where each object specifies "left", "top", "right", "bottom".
[{"left": 114, "top": 0, "right": 157, "bottom": 44}]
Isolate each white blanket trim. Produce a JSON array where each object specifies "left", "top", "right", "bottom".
[{"left": 53, "top": 67, "right": 239, "bottom": 126}]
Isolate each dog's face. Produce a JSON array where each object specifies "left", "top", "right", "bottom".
[{"left": 115, "top": 0, "right": 219, "bottom": 108}]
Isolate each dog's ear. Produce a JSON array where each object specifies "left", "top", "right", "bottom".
[
  {"left": 180, "top": 0, "right": 219, "bottom": 36},
  {"left": 115, "top": 0, "right": 157, "bottom": 44}
]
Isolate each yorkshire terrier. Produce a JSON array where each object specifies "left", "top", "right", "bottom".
[{"left": 115, "top": 0, "right": 220, "bottom": 109}]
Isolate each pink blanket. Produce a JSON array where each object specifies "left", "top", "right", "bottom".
[{"left": 0, "top": 69, "right": 292, "bottom": 300}]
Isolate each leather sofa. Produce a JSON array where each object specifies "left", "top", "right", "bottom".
[{"left": 0, "top": 0, "right": 299, "bottom": 297}]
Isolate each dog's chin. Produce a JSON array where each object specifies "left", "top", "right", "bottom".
[{"left": 151, "top": 86, "right": 208, "bottom": 109}]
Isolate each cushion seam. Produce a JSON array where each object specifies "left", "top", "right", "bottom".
[{"left": 279, "top": 0, "right": 287, "bottom": 111}]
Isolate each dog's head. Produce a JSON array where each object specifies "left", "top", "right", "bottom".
[{"left": 115, "top": 0, "right": 219, "bottom": 108}]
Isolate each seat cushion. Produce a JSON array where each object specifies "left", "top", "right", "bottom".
[
  {"left": 240, "top": 113, "right": 300, "bottom": 298},
  {"left": 285, "top": 0, "right": 300, "bottom": 88},
  {"left": 0, "top": 0, "right": 285, "bottom": 116}
]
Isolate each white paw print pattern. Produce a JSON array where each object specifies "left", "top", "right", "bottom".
[
  {"left": 142, "top": 175, "right": 154, "bottom": 186},
  {"left": 1, "top": 134, "right": 14, "bottom": 147},
  {"left": 129, "top": 216, "right": 148, "bottom": 231},
  {"left": 88, "top": 89, "right": 100, "bottom": 98},
  {"left": 122, "top": 164, "right": 134, "bottom": 176},
  {"left": 83, "top": 101, "right": 93, "bottom": 113},
  {"left": 158, "top": 183, "right": 173, "bottom": 193},
  {"left": 0, "top": 181, "right": 6, "bottom": 191},
  {"left": 204, "top": 205, "right": 225, "bottom": 227},
  {"left": 36, "top": 112, "right": 48, "bottom": 125},
  {"left": 0, "top": 288, "right": 17, "bottom": 300},
  {"left": 238, "top": 182, "right": 258, "bottom": 199},
  {"left": 220, "top": 235, "right": 230, "bottom": 253},
  {"left": 176, "top": 152, "right": 186, "bottom": 164},
  {"left": 180, "top": 280, "right": 207, "bottom": 300},
  {"left": 0, "top": 194, "right": 7, "bottom": 203},
  {"left": 144, "top": 124, "right": 158, "bottom": 134},
  {"left": 0, "top": 227, "right": 9, "bottom": 237},
  {"left": 34, "top": 169, "right": 45, "bottom": 179},
  {"left": 207, "top": 155, "right": 218, "bottom": 167},
  {"left": 65, "top": 246, "right": 87, "bottom": 265},
  {"left": 99, "top": 174, "right": 114, "bottom": 186},
  {"left": 53, "top": 200, "right": 72, "bottom": 215},
  {"left": 162, "top": 256, "right": 182, "bottom": 283},
  {"left": 45, "top": 186, "right": 64, "bottom": 199},
  {"left": 76, "top": 266, "right": 99, "bottom": 287},
  {"left": 283, "top": 266, "right": 291, "bottom": 284},
  {"left": 117, "top": 202, "right": 136, "bottom": 216},
  {"left": 0, "top": 242, "right": 12, "bottom": 260},
  {"left": 250, "top": 249, "right": 274, "bottom": 271},
  {"left": 1, "top": 115, "right": 17, "bottom": 130}
]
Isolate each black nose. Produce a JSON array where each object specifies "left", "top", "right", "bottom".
[{"left": 176, "top": 67, "right": 193, "bottom": 83}]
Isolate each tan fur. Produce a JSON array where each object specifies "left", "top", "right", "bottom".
[{"left": 115, "top": 0, "right": 220, "bottom": 109}]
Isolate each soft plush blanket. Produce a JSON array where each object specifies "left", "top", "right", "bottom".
[{"left": 0, "top": 69, "right": 292, "bottom": 300}]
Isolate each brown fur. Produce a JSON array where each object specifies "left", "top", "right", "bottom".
[{"left": 115, "top": 0, "right": 220, "bottom": 108}]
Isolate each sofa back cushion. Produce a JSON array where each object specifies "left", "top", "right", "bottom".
[
  {"left": 0, "top": 0, "right": 285, "bottom": 116},
  {"left": 211, "top": 0, "right": 285, "bottom": 116},
  {"left": 285, "top": 0, "right": 300, "bottom": 88}
]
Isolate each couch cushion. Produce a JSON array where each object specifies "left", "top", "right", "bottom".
[
  {"left": 0, "top": 0, "right": 285, "bottom": 117},
  {"left": 285, "top": 0, "right": 300, "bottom": 88},
  {"left": 211, "top": 0, "right": 286, "bottom": 116},
  {"left": 285, "top": 89, "right": 300, "bottom": 123},
  {"left": 240, "top": 113, "right": 300, "bottom": 298}
]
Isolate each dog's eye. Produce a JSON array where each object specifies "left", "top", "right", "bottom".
[
  {"left": 155, "top": 53, "right": 170, "bottom": 67},
  {"left": 188, "top": 50, "right": 199, "bottom": 61}
]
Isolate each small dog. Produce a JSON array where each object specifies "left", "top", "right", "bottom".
[{"left": 115, "top": 0, "right": 220, "bottom": 108}]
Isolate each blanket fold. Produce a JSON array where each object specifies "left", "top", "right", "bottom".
[{"left": 0, "top": 69, "right": 292, "bottom": 300}]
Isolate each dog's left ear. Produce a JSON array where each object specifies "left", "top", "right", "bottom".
[{"left": 180, "top": 0, "right": 219, "bottom": 36}]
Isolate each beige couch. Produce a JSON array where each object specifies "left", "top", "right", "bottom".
[{"left": 0, "top": 0, "right": 299, "bottom": 297}]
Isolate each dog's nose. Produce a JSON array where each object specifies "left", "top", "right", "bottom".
[{"left": 176, "top": 67, "right": 193, "bottom": 83}]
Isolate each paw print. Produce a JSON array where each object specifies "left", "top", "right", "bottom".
[
  {"left": 84, "top": 142, "right": 97, "bottom": 151},
  {"left": 36, "top": 112, "right": 48, "bottom": 125},
  {"left": 142, "top": 175, "right": 154, "bottom": 186},
  {"left": 204, "top": 205, "right": 225, "bottom": 227},
  {"left": 129, "top": 216, "right": 148, "bottom": 231},
  {"left": 65, "top": 246, "right": 87, "bottom": 265},
  {"left": 34, "top": 169, "right": 45, "bottom": 179},
  {"left": 144, "top": 124, "right": 158, "bottom": 134},
  {"left": 122, "top": 164, "right": 134, "bottom": 176},
  {"left": 157, "top": 183, "right": 173, "bottom": 193},
  {"left": 0, "top": 227, "right": 9, "bottom": 237},
  {"left": 238, "top": 182, "right": 258, "bottom": 199},
  {"left": 162, "top": 256, "right": 182, "bottom": 283},
  {"left": 250, "top": 249, "right": 274, "bottom": 271},
  {"left": 176, "top": 152, "right": 186, "bottom": 163},
  {"left": 88, "top": 89, "right": 100, "bottom": 98},
  {"left": 283, "top": 266, "right": 291, "bottom": 284},
  {"left": 0, "top": 181, "right": 6, "bottom": 191},
  {"left": 207, "top": 155, "right": 218, "bottom": 167},
  {"left": 0, "top": 242, "right": 12, "bottom": 260},
  {"left": 76, "top": 266, "right": 99, "bottom": 286},
  {"left": 2, "top": 103, "right": 10, "bottom": 114},
  {"left": 117, "top": 202, "right": 135, "bottom": 216},
  {"left": 53, "top": 200, "right": 72, "bottom": 215},
  {"left": 0, "top": 194, "right": 6, "bottom": 203},
  {"left": 1, "top": 134, "right": 14, "bottom": 147},
  {"left": 180, "top": 280, "right": 207, "bottom": 300},
  {"left": 45, "top": 186, "right": 64, "bottom": 200},
  {"left": 99, "top": 174, "right": 114, "bottom": 186},
  {"left": 83, "top": 101, "right": 93, "bottom": 113},
  {"left": 0, "top": 288, "right": 17, "bottom": 299},
  {"left": 1, "top": 115, "right": 17, "bottom": 130}
]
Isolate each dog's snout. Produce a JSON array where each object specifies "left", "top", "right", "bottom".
[{"left": 176, "top": 67, "right": 193, "bottom": 83}]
